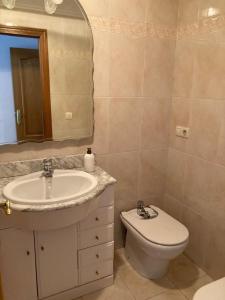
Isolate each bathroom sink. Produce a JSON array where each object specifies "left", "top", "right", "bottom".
[{"left": 3, "top": 169, "right": 98, "bottom": 205}]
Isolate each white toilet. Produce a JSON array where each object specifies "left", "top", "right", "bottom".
[
  {"left": 193, "top": 277, "right": 225, "bottom": 300},
  {"left": 121, "top": 205, "right": 189, "bottom": 279}
]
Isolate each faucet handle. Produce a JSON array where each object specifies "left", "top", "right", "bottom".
[
  {"left": 42, "top": 158, "right": 53, "bottom": 173},
  {"left": 43, "top": 158, "right": 52, "bottom": 167},
  {"left": 43, "top": 158, "right": 52, "bottom": 164},
  {"left": 137, "top": 200, "right": 151, "bottom": 219},
  {"left": 137, "top": 200, "right": 145, "bottom": 210}
]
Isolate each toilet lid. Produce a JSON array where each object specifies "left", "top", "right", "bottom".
[
  {"left": 193, "top": 278, "right": 225, "bottom": 300},
  {"left": 121, "top": 206, "right": 189, "bottom": 246}
]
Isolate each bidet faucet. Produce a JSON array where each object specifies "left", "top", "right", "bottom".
[
  {"left": 137, "top": 200, "right": 150, "bottom": 219},
  {"left": 42, "top": 158, "right": 54, "bottom": 178}
]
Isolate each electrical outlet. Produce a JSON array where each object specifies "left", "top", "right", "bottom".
[{"left": 176, "top": 126, "right": 190, "bottom": 138}]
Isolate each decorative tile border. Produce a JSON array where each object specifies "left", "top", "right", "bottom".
[
  {"left": 89, "top": 15, "right": 225, "bottom": 40},
  {"left": 177, "top": 14, "right": 225, "bottom": 40},
  {"left": 89, "top": 16, "right": 177, "bottom": 40}
]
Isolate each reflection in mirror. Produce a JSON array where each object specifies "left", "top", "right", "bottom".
[
  {"left": 0, "top": 28, "right": 52, "bottom": 144},
  {"left": 0, "top": 0, "right": 94, "bottom": 146}
]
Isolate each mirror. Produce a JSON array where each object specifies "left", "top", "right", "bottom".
[{"left": 0, "top": 0, "right": 94, "bottom": 145}]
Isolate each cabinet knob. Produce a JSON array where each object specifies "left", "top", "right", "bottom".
[
  {"left": 95, "top": 271, "right": 99, "bottom": 275},
  {"left": 95, "top": 236, "right": 99, "bottom": 240},
  {"left": 26, "top": 251, "right": 30, "bottom": 256},
  {"left": 41, "top": 246, "right": 45, "bottom": 251},
  {"left": 95, "top": 217, "right": 99, "bottom": 221},
  {"left": 96, "top": 254, "right": 100, "bottom": 259}
]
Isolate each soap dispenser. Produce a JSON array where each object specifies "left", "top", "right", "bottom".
[{"left": 84, "top": 148, "right": 95, "bottom": 172}]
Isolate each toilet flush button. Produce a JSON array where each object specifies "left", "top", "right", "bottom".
[{"left": 176, "top": 126, "right": 190, "bottom": 138}]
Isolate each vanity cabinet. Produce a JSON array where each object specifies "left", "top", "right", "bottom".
[
  {"left": 35, "top": 225, "right": 78, "bottom": 299},
  {"left": 0, "top": 229, "right": 37, "bottom": 300},
  {"left": 0, "top": 185, "right": 114, "bottom": 300}
]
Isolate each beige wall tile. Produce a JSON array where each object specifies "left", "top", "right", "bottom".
[
  {"left": 141, "top": 99, "right": 170, "bottom": 149},
  {"left": 198, "top": 0, "right": 225, "bottom": 21},
  {"left": 177, "top": 0, "right": 199, "bottom": 27},
  {"left": 109, "top": 99, "right": 141, "bottom": 153},
  {"left": 163, "top": 194, "right": 183, "bottom": 222},
  {"left": 216, "top": 105, "right": 225, "bottom": 166},
  {"left": 91, "top": 99, "right": 109, "bottom": 154},
  {"left": 192, "top": 43, "right": 225, "bottom": 99},
  {"left": 109, "top": 0, "right": 148, "bottom": 22},
  {"left": 80, "top": 0, "right": 109, "bottom": 17},
  {"left": 173, "top": 41, "right": 195, "bottom": 98},
  {"left": 216, "top": 134, "right": 225, "bottom": 167},
  {"left": 138, "top": 148, "right": 167, "bottom": 200},
  {"left": 204, "top": 223, "right": 225, "bottom": 279},
  {"left": 186, "top": 99, "right": 223, "bottom": 161},
  {"left": 165, "top": 148, "right": 187, "bottom": 201},
  {"left": 209, "top": 164, "right": 225, "bottom": 230},
  {"left": 106, "top": 152, "right": 139, "bottom": 246},
  {"left": 143, "top": 38, "right": 175, "bottom": 98},
  {"left": 107, "top": 152, "right": 138, "bottom": 206},
  {"left": 169, "top": 98, "right": 191, "bottom": 152},
  {"left": 92, "top": 30, "right": 110, "bottom": 97},
  {"left": 181, "top": 207, "right": 209, "bottom": 268},
  {"left": 110, "top": 34, "right": 145, "bottom": 97},
  {"left": 147, "top": 0, "right": 178, "bottom": 27},
  {"left": 183, "top": 155, "right": 213, "bottom": 213}
]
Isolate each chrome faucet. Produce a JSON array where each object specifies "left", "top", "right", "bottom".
[
  {"left": 42, "top": 158, "right": 54, "bottom": 178},
  {"left": 137, "top": 200, "right": 150, "bottom": 219},
  {"left": 137, "top": 201, "right": 159, "bottom": 219}
]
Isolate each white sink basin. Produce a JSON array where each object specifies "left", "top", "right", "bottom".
[{"left": 3, "top": 169, "right": 98, "bottom": 206}]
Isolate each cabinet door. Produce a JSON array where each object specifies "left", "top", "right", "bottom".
[
  {"left": 35, "top": 225, "right": 78, "bottom": 299},
  {"left": 0, "top": 229, "right": 37, "bottom": 300}
]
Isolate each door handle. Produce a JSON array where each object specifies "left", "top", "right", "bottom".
[{"left": 16, "top": 109, "right": 22, "bottom": 125}]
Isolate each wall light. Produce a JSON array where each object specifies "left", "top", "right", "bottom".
[{"left": 1, "top": 0, "right": 64, "bottom": 14}]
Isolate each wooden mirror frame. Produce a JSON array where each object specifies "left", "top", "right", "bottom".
[{"left": 0, "top": 25, "right": 52, "bottom": 142}]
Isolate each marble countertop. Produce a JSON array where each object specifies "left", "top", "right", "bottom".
[{"left": 0, "top": 166, "right": 116, "bottom": 212}]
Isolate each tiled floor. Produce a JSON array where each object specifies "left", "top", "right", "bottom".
[{"left": 76, "top": 248, "right": 213, "bottom": 300}]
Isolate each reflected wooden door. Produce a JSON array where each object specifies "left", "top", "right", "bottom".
[{"left": 10, "top": 48, "right": 46, "bottom": 142}]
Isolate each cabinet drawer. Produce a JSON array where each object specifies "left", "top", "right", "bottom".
[
  {"left": 78, "top": 224, "right": 114, "bottom": 249},
  {"left": 78, "top": 241, "right": 114, "bottom": 267},
  {"left": 79, "top": 260, "right": 113, "bottom": 285},
  {"left": 97, "top": 185, "right": 114, "bottom": 208},
  {"left": 79, "top": 206, "right": 114, "bottom": 231}
]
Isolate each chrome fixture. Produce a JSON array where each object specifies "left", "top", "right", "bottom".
[
  {"left": 0, "top": 199, "right": 12, "bottom": 215},
  {"left": 1, "top": 0, "right": 64, "bottom": 14},
  {"left": 42, "top": 158, "right": 54, "bottom": 178},
  {"left": 137, "top": 200, "right": 158, "bottom": 219},
  {"left": 137, "top": 200, "right": 150, "bottom": 219},
  {"left": 2, "top": 0, "right": 15, "bottom": 9}
]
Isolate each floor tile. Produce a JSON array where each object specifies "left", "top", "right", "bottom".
[
  {"left": 77, "top": 249, "right": 212, "bottom": 300},
  {"left": 148, "top": 290, "right": 187, "bottom": 300},
  {"left": 167, "top": 254, "right": 206, "bottom": 288},
  {"left": 115, "top": 252, "right": 176, "bottom": 300},
  {"left": 179, "top": 275, "right": 213, "bottom": 300},
  {"left": 82, "top": 274, "right": 135, "bottom": 300}
]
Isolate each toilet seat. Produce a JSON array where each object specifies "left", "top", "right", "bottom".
[
  {"left": 193, "top": 277, "right": 225, "bottom": 300},
  {"left": 121, "top": 206, "right": 189, "bottom": 246}
]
